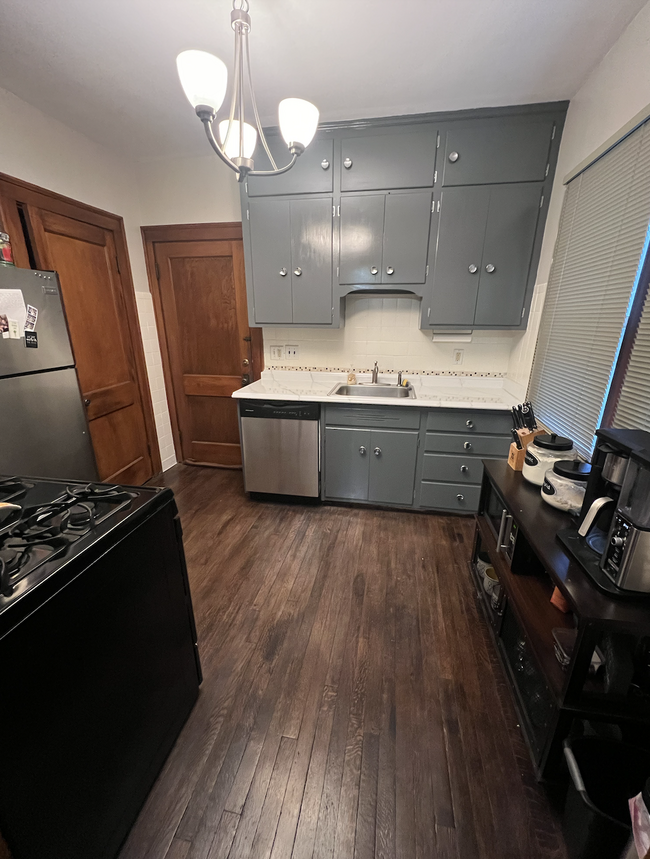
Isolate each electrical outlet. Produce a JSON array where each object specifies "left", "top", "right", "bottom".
[
  {"left": 453, "top": 348, "right": 464, "bottom": 365},
  {"left": 270, "top": 345, "right": 284, "bottom": 360},
  {"left": 285, "top": 345, "right": 299, "bottom": 359}
]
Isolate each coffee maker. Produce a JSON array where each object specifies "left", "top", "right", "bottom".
[{"left": 558, "top": 428, "right": 650, "bottom": 595}]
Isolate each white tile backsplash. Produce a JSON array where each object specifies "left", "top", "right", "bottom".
[
  {"left": 263, "top": 295, "right": 518, "bottom": 375},
  {"left": 135, "top": 292, "right": 177, "bottom": 472}
]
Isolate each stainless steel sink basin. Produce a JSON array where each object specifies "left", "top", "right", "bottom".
[{"left": 328, "top": 383, "right": 416, "bottom": 399}]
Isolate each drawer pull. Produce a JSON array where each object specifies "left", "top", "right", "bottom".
[
  {"left": 370, "top": 266, "right": 378, "bottom": 275},
  {"left": 343, "top": 157, "right": 353, "bottom": 169},
  {"left": 359, "top": 446, "right": 366, "bottom": 455},
  {"left": 457, "top": 494, "right": 464, "bottom": 501},
  {"left": 279, "top": 267, "right": 287, "bottom": 277},
  {"left": 466, "top": 419, "right": 474, "bottom": 428},
  {"left": 294, "top": 267, "right": 302, "bottom": 276},
  {"left": 374, "top": 447, "right": 382, "bottom": 457},
  {"left": 464, "top": 441, "right": 472, "bottom": 450},
  {"left": 460, "top": 465, "right": 469, "bottom": 473}
]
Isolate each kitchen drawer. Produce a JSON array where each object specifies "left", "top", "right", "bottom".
[
  {"left": 425, "top": 409, "right": 512, "bottom": 435},
  {"left": 421, "top": 453, "right": 484, "bottom": 485},
  {"left": 424, "top": 432, "right": 510, "bottom": 457},
  {"left": 325, "top": 405, "right": 421, "bottom": 430},
  {"left": 419, "top": 481, "right": 481, "bottom": 511}
]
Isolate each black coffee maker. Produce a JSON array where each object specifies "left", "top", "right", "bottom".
[{"left": 558, "top": 427, "right": 650, "bottom": 595}]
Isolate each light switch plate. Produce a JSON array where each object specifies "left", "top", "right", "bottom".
[
  {"left": 270, "top": 345, "right": 284, "bottom": 360},
  {"left": 285, "top": 345, "right": 299, "bottom": 359}
]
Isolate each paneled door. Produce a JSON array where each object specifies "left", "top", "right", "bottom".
[
  {"left": 27, "top": 208, "right": 155, "bottom": 484},
  {"left": 146, "top": 224, "right": 261, "bottom": 468}
]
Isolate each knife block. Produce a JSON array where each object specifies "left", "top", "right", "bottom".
[{"left": 507, "top": 428, "right": 545, "bottom": 471}]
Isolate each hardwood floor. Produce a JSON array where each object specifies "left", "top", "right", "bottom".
[{"left": 119, "top": 465, "right": 567, "bottom": 859}]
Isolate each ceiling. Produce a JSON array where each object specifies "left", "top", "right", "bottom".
[{"left": 0, "top": 0, "right": 646, "bottom": 161}]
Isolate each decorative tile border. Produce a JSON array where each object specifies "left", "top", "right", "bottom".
[{"left": 267, "top": 365, "right": 506, "bottom": 377}]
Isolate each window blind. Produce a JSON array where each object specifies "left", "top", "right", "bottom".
[
  {"left": 613, "top": 285, "right": 650, "bottom": 430},
  {"left": 528, "top": 120, "right": 650, "bottom": 457}
]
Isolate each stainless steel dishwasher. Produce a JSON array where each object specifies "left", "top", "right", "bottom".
[{"left": 239, "top": 400, "right": 320, "bottom": 497}]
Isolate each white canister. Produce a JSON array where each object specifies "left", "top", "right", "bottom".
[
  {"left": 541, "top": 460, "right": 591, "bottom": 515},
  {"left": 522, "top": 433, "right": 579, "bottom": 486}
]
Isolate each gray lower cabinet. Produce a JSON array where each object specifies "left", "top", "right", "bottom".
[
  {"left": 340, "top": 128, "right": 437, "bottom": 192},
  {"left": 427, "top": 183, "right": 542, "bottom": 327},
  {"left": 324, "top": 425, "right": 418, "bottom": 506},
  {"left": 339, "top": 191, "right": 432, "bottom": 285},
  {"left": 248, "top": 197, "right": 333, "bottom": 324}
]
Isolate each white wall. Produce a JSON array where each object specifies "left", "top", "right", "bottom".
[
  {"left": 509, "top": 0, "right": 650, "bottom": 388},
  {"left": 0, "top": 86, "right": 176, "bottom": 469}
]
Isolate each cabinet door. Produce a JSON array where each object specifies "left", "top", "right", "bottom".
[
  {"left": 382, "top": 192, "right": 432, "bottom": 284},
  {"left": 369, "top": 429, "right": 418, "bottom": 506},
  {"left": 340, "top": 129, "right": 436, "bottom": 191},
  {"left": 474, "top": 183, "right": 541, "bottom": 326},
  {"left": 325, "top": 427, "right": 370, "bottom": 500},
  {"left": 428, "top": 186, "right": 490, "bottom": 326},
  {"left": 339, "top": 195, "right": 385, "bottom": 285},
  {"left": 290, "top": 198, "right": 333, "bottom": 324},
  {"left": 248, "top": 198, "right": 292, "bottom": 324},
  {"left": 247, "top": 138, "right": 334, "bottom": 196},
  {"left": 442, "top": 117, "right": 554, "bottom": 186}
]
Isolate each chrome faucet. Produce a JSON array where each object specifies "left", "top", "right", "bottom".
[
  {"left": 397, "top": 371, "right": 403, "bottom": 387},
  {"left": 371, "top": 361, "right": 379, "bottom": 384}
]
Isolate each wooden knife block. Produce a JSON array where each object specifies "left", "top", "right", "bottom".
[{"left": 507, "top": 428, "right": 545, "bottom": 471}]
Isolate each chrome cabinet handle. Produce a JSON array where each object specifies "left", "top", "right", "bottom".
[
  {"left": 370, "top": 266, "right": 378, "bottom": 275},
  {"left": 500, "top": 515, "right": 514, "bottom": 551},
  {"left": 468, "top": 264, "right": 478, "bottom": 274},
  {"left": 466, "top": 419, "right": 474, "bottom": 428},
  {"left": 359, "top": 446, "right": 366, "bottom": 455},
  {"left": 343, "top": 157, "right": 353, "bottom": 169},
  {"left": 294, "top": 267, "right": 302, "bottom": 276},
  {"left": 496, "top": 509, "right": 508, "bottom": 549},
  {"left": 460, "top": 465, "right": 469, "bottom": 473},
  {"left": 321, "top": 159, "right": 330, "bottom": 170},
  {"left": 386, "top": 266, "right": 394, "bottom": 275},
  {"left": 374, "top": 447, "right": 381, "bottom": 457},
  {"left": 279, "top": 267, "right": 287, "bottom": 277},
  {"left": 463, "top": 441, "right": 472, "bottom": 450},
  {"left": 485, "top": 264, "right": 495, "bottom": 273},
  {"left": 457, "top": 494, "right": 464, "bottom": 501},
  {"left": 449, "top": 151, "right": 459, "bottom": 162}
]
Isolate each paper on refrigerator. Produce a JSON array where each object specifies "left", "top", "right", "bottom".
[{"left": 0, "top": 289, "right": 26, "bottom": 338}]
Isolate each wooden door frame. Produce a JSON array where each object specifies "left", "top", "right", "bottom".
[
  {"left": 141, "top": 222, "right": 264, "bottom": 464},
  {"left": 0, "top": 171, "right": 162, "bottom": 475}
]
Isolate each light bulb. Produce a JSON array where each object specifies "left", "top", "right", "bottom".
[
  {"left": 218, "top": 120, "right": 258, "bottom": 159},
  {"left": 176, "top": 50, "right": 228, "bottom": 112},
  {"left": 278, "top": 98, "right": 319, "bottom": 150}
]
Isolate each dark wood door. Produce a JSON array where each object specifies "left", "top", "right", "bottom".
[
  {"left": 149, "top": 228, "right": 259, "bottom": 468},
  {"left": 28, "top": 208, "right": 154, "bottom": 484}
]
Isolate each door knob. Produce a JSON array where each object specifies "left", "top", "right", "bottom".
[
  {"left": 343, "top": 157, "right": 353, "bottom": 169},
  {"left": 242, "top": 358, "right": 250, "bottom": 366},
  {"left": 279, "top": 267, "right": 287, "bottom": 277},
  {"left": 449, "top": 151, "right": 459, "bottom": 162},
  {"left": 468, "top": 264, "right": 478, "bottom": 274},
  {"left": 374, "top": 447, "right": 382, "bottom": 456},
  {"left": 385, "top": 266, "right": 394, "bottom": 276},
  {"left": 321, "top": 159, "right": 330, "bottom": 170},
  {"left": 485, "top": 264, "right": 496, "bottom": 273},
  {"left": 370, "top": 266, "right": 378, "bottom": 275},
  {"left": 464, "top": 441, "right": 472, "bottom": 450},
  {"left": 359, "top": 446, "right": 366, "bottom": 455},
  {"left": 460, "top": 465, "right": 469, "bottom": 473},
  {"left": 294, "top": 267, "right": 302, "bottom": 276}
]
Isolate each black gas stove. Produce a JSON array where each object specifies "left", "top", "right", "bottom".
[{"left": 0, "top": 474, "right": 202, "bottom": 859}]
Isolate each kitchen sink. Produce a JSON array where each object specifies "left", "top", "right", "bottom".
[{"left": 328, "top": 383, "right": 416, "bottom": 399}]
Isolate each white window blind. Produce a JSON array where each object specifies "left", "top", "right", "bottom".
[
  {"left": 613, "top": 286, "right": 650, "bottom": 430},
  {"left": 528, "top": 120, "right": 650, "bottom": 456}
]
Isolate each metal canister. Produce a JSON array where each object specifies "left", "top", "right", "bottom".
[{"left": 0, "top": 232, "right": 15, "bottom": 266}]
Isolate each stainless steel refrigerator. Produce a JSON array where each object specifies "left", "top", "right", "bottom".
[{"left": 0, "top": 265, "right": 98, "bottom": 480}]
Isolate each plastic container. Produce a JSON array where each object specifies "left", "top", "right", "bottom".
[
  {"left": 563, "top": 737, "right": 650, "bottom": 859},
  {"left": 523, "top": 433, "right": 579, "bottom": 486},
  {"left": 541, "top": 460, "right": 592, "bottom": 515}
]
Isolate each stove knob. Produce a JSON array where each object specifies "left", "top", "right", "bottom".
[{"left": 612, "top": 536, "right": 625, "bottom": 547}]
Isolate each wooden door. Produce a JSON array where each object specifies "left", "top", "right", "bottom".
[
  {"left": 27, "top": 208, "right": 154, "bottom": 484},
  {"left": 147, "top": 225, "right": 261, "bottom": 468}
]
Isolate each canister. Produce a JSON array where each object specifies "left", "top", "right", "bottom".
[
  {"left": 541, "top": 460, "right": 591, "bottom": 515},
  {"left": 522, "top": 433, "right": 579, "bottom": 486}
]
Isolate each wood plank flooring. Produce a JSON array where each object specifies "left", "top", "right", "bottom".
[{"left": 118, "top": 465, "right": 568, "bottom": 859}]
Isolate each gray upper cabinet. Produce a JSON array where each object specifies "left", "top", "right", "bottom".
[
  {"left": 428, "top": 183, "right": 542, "bottom": 327},
  {"left": 249, "top": 197, "right": 333, "bottom": 324},
  {"left": 441, "top": 117, "right": 555, "bottom": 186},
  {"left": 339, "top": 191, "right": 432, "bottom": 285},
  {"left": 247, "top": 138, "right": 334, "bottom": 197},
  {"left": 340, "top": 128, "right": 437, "bottom": 191}
]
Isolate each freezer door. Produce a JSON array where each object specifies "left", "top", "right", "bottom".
[
  {"left": 0, "top": 368, "right": 98, "bottom": 480},
  {"left": 0, "top": 267, "right": 74, "bottom": 376}
]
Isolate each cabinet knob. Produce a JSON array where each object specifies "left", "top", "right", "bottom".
[
  {"left": 468, "top": 264, "right": 478, "bottom": 274},
  {"left": 343, "top": 157, "right": 353, "bottom": 169},
  {"left": 370, "top": 266, "right": 379, "bottom": 275},
  {"left": 449, "top": 151, "right": 460, "bottom": 163},
  {"left": 374, "top": 447, "right": 382, "bottom": 457},
  {"left": 464, "top": 441, "right": 472, "bottom": 450},
  {"left": 460, "top": 465, "right": 469, "bottom": 473},
  {"left": 294, "top": 267, "right": 302, "bottom": 276},
  {"left": 279, "top": 267, "right": 287, "bottom": 277},
  {"left": 457, "top": 494, "right": 465, "bottom": 501},
  {"left": 359, "top": 446, "right": 366, "bottom": 455},
  {"left": 84, "top": 398, "right": 91, "bottom": 407},
  {"left": 321, "top": 159, "right": 330, "bottom": 170},
  {"left": 386, "top": 266, "right": 394, "bottom": 276},
  {"left": 466, "top": 419, "right": 474, "bottom": 428},
  {"left": 485, "top": 263, "right": 496, "bottom": 273}
]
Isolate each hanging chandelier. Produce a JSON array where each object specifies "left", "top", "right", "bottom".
[{"left": 176, "top": 0, "right": 319, "bottom": 182}]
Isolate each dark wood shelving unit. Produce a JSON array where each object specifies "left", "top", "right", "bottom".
[{"left": 473, "top": 460, "right": 650, "bottom": 780}]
